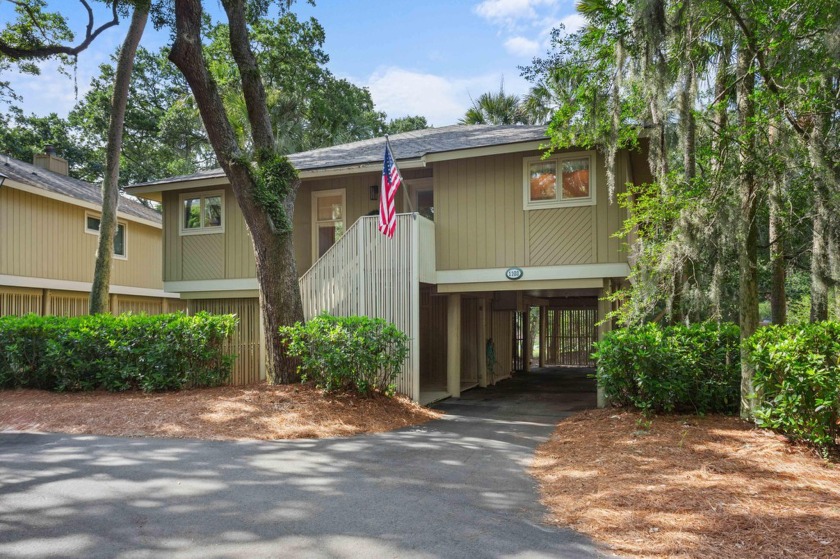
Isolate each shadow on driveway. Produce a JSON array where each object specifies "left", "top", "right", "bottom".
[{"left": 0, "top": 369, "right": 609, "bottom": 558}]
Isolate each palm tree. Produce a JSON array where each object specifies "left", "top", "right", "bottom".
[{"left": 460, "top": 81, "right": 530, "bottom": 125}]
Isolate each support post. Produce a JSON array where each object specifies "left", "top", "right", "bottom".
[
  {"left": 538, "top": 305, "right": 547, "bottom": 368},
  {"left": 523, "top": 308, "right": 531, "bottom": 373},
  {"left": 447, "top": 293, "right": 462, "bottom": 398},
  {"left": 596, "top": 282, "right": 614, "bottom": 408},
  {"left": 258, "top": 298, "right": 267, "bottom": 382},
  {"left": 477, "top": 298, "right": 487, "bottom": 387}
]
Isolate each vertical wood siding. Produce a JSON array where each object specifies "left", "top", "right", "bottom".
[
  {"left": 188, "top": 297, "right": 262, "bottom": 385},
  {"left": 298, "top": 214, "right": 431, "bottom": 401},
  {"left": 459, "top": 298, "right": 480, "bottom": 384},
  {"left": 48, "top": 290, "right": 90, "bottom": 317},
  {"left": 0, "top": 186, "right": 163, "bottom": 289},
  {"left": 0, "top": 287, "right": 42, "bottom": 316},
  {"left": 116, "top": 296, "right": 163, "bottom": 315},
  {"left": 419, "top": 285, "right": 448, "bottom": 390},
  {"left": 490, "top": 309, "right": 513, "bottom": 382}
]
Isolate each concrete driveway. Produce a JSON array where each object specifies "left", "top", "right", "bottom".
[{"left": 0, "top": 368, "right": 608, "bottom": 559}]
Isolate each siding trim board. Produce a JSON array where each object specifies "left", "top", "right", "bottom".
[
  {"left": 0, "top": 274, "right": 179, "bottom": 299},
  {"left": 436, "top": 263, "right": 631, "bottom": 285},
  {"left": 164, "top": 278, "right": 259, "bottom": 292}
]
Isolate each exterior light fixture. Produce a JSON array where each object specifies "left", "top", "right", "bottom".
[{"left": 369, "top": 184, "right": 379, "bottom": 201}]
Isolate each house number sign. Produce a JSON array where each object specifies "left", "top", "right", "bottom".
[{"left": 505, "top": 267, "right": 524, "bottom": 280}]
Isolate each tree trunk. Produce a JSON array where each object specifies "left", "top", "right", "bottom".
[
  {"left": 736, "top": 46, "right": 759, "bottom": 419},
  {"left": 89, "top": 2, "right": 149, "bottom": 315},
  {"left": 807, "top": 94, "right": 832, "bottom": 322},
  {"left": 768, "top": 120, "right": 786, "bottom": 324},
  {"left": 169, "top": 0, "right": 304, "bottom": 383}
]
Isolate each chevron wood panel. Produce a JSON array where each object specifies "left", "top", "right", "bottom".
[
  {"left": 528, "top": 207, "right": 594, "bottom": 266},
  {"left": 182, "top": 233, "right": 225, "bottom": 281}
]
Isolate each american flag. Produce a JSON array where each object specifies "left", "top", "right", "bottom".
[{"left": 378, "top": 142, "right": 402, "bottom": 238}]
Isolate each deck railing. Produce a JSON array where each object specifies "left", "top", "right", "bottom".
[{"left": 298, "top": 213, "right": 435, "bottom": 401}]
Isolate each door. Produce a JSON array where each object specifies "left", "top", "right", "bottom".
[{"left": 312, "top": 189, "right": 346, "bottom": 261}]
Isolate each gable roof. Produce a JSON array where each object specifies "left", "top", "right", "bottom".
[
  {"left": 1, "top": 154, "right": 161, "bottom": 224},
  {"left": 129, "top": 124, "right": 549, "bottom": 189}
]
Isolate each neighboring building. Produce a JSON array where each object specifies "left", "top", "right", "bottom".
[
  {"left": 127, "top": 125, "right": 651, "bottom": 400},
  {"left": 0, "top": 149, "right": 183, "bottom": 318}
]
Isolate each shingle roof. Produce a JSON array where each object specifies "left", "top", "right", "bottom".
[
  {"left": 1, "top": 154, "right": 161, "bottom": 223},
  {"left": 130, "top": 124, "right": 549, "bottom": 188}
]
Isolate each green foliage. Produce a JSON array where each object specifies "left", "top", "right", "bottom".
[
  {"left": 205, "top": 12, "right": 386, "bottom": 153},
  {"left": 384, "top": 115, "right": 429, "bottom": 135},
  {"left": 280, "top": 314, "right": 409, "bottom": 396},
  {"left": 0, "top": 312, "right": 236, "bottom": 392},
  {"left": 459, "top": 82, "right": 538, "bottom": 125},
  {"left": 251, "top": 152, "right": 298, "bottom": 234},
  {"left": 0, "top": 107, "right": 97, "bottom": 179},
  {"left": 68, "top": 46, "right": 214, "bottom": 185},
  {"left": 594, "top": 322, "right": 741, "bottom": 414},
  {"left": 749, "top": 322, "right": 840, "bottom": 449}
]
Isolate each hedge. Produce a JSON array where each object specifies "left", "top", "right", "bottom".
[
  {"left": 280, "top": 314, "right": 408, "bottom": 396},
  {"left": 0, "top": 312, "right": 237, "bottom": 392},
  {"left": 748, "top": 322, "right": 840, "bottom": 449},
  {"left": 593, "top": 322, "right": 741, "bottom": 414}
]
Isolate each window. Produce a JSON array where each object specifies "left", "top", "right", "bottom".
[
  {"left": 85, "top": 214, "right": 127, "bottom": 258},
  {"left": 523, "top": 151, "right": 596, "bottom": 210},
  {"left": 179, "top": 191, "right": 224, "bottom": 235},
  {"left": 312, "top": 189, "right": 346, "bottom": 260},
  {"left": 408, "top": 178, "right": 434, "bottom": 221}
]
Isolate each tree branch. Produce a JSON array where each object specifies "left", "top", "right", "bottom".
[
  {"left": 0, "top": 0, "right": 119, "bottom": 60},
  {"left": 220, "top": 0, "right": 275, "bottom": 156},
  {"left": 716, "top": 0, "right": 807, "bottom": 137}
]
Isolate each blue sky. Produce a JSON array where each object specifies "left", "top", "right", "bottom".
[{"left": 0, "top": 0, "right": 583, "bottom": 126}]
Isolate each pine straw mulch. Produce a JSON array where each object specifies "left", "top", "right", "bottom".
[
  {"left": 532, "top": 409, "right": 840, "bottom": 559},
  {"left": 0, "top": 383, "right": 441, "bottom": 441}
]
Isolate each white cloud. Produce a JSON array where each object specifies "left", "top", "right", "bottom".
[
  {"left": 544, "top": 13, "right": 586, "bottom": 36},
  {"left": 504, "top": 36, "right": 541, "bottom": 56},
  {"left": 365, "top": 67, "right": 530, "bottom": 127},
  {"left": 474, "top": 0, "right": 557, "bottom": 26}
]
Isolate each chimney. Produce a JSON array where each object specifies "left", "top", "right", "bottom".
[{"left": 33, "top": 146, "right": 69, "bottom": 176}]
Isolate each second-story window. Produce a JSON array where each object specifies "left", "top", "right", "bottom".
[
  {"left": 523, "top": 151, "right": 596, "bottom": 210},
  {"left": 180, "top": 191, "right": 224, "bottom": 235},
  {"left": 312, "top": 189, "right": 345, "bottom": 260},
  {"left": 85, "top": 214, "right": 127, "bottom": 258}
]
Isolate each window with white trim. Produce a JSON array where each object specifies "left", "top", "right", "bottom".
[
  {"left": 312, "top": 189, "right": 346, "bottom": 260},
  {"left": 523, "top": 151, "right": 596, "bottom": 210},
  {"left": 85, "top": 214, "right": 127, "bottom": 258},
  {"left": 179, "top": 191, "right": 224, "bottom": 235}
]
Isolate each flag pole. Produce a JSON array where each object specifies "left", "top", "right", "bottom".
[{"left": 385, "top": 135, "right": 415, "bottom": 215}]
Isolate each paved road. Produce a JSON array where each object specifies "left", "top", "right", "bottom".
[{"left": 0, "top": 368, "right": 609, "bottom": 559}]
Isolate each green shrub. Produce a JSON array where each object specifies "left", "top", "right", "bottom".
[
  {"left": 0, "top": 312, "right": 236, "bottom": 392},
  {"left": 280, "top": 314, "right": 409, "bottom": 396},
  {"left": 748, "top": 322, "right": 840, "bottom": 449},
  {"left": 594, "top": 322, "right": 740, "bottom": 414}
]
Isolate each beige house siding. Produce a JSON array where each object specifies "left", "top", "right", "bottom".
[
  {"left": 432, "top": 149, "right": 628, "bottom": 271},
  {"left": 163, "top": 187, "right": 256, "bottom": 282},
  {"left": 0, "top": 185, "right": 163, "bottom": 289},
  {"left": 293, "top": 169, "right": 430, "bottom": 273}
]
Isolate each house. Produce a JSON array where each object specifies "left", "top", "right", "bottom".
[
  {"left": 0, "top": 149, "right": 183, "bottom": 317},
  {"left": 126, "top": 125, "right": 651, "bottom": 401}
]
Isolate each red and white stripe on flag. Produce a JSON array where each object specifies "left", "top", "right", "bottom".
[{"left": 378, "top": 143, "right": 402, "bottom": 238}]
